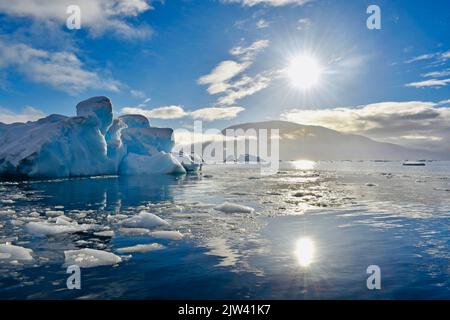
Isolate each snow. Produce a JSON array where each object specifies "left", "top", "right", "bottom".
[
  {"left": 0, "top": 243, "right": 33, "bottom": 261},
  {"left": 214, "top": 202, "right": 255, "bottom": 214},
  {"left": 121, "top": 211, "right": 169, "bottom": 229},
  {"left": 0, "top": 96, "right": 185, "bottom": 178},
  {"left": 64, "top": 248, "right": 122, "bottom": 268},
  {"left": 116, "top": 243, "right": 165, "bottom": 253}
]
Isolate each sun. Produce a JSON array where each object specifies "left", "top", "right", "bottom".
[{"left": 287, "top": 54, "right": 322, "bottom": 90}]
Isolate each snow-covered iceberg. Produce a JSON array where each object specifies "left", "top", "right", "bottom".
[{"left": 0, "top": 96, "right": 186, "bottom": 178}]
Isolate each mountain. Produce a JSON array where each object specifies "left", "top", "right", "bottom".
[{"left": 221, "top": 120, "right": 446, "bottom": 161}]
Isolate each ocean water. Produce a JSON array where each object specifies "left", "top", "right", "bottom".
[{"left": 0, "top": 161, "right": 449, "bottom": 299}]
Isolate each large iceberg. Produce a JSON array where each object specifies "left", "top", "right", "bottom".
[{"left": 0, "top": 96, "right": 186, "bottom": 178}]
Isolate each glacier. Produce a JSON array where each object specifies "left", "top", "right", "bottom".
[{"left": 0, "top": 96, "right": 189, "bottom": 178}]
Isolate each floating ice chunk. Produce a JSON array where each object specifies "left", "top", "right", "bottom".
[
  {"left": 1, "top": 199, "right": 15, "bottom": 204},
  {"left": 94, "top": 230, "right": 115, "bottom": 237},
  {"left": 214, "top": 202, "right": 255, "bottom": 214},
  {"left": 46, "top": 210, "right": 64, "bottom": 217},
  {"left": 121, "top": 211, "right": 169, "bottom": 229},
  {"left": 118, "top": 227, "right": 151, "bottom": 236},
  {"left": 116, "top": 243, "right": 165, "bottom": 253},
  {"left": 0, "top": 243, "right": 33, "bottom": 261},
  {"left": 25, "top": 221, "right": 93, "bottom": 236},
  {"left": 64, "top": 248, "right": 122, "bottom": 268},
  {"left": 0, "top": 209, "right": 15, "bottom": 216},
  {"left": 150, "top": 230, "right": 184, "bottom": 240}
]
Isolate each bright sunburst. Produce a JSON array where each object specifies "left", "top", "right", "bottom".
[{"left": 287, "top": 54, "right": 322, "bottom": 90}]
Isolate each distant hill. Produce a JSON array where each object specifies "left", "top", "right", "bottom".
[{"left": 220, "top": 120, "right": 446, "bottom": 161}]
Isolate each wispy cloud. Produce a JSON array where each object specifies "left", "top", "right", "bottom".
[
  {"left": 297, "top": 18, "right": 311, "bottom": 31},
  {"left": 256, "top": 19, "right": 270, "bottom": 29},
  {"left": 0, "top": 39, "right": 121, "bottom": 94},
  {"left": 404, "top": 53, "right": 436, "bottom": 64},
  {"left": 198, "top": 40, "right": 275, "bottom": 106},
  {"left": 0, "top": 106, "right": 46, "bottom": 124},
  {"left": 190, "top": 106, "right": 245, "bottom": 121},
  {"left": 121, "top": 105, "right": 188, "bottom": 120},
  {"left": 0, "top": 0, "right": 155, "bottom": 39},
  {"left": 121, "top": 105, "right": 245, "bottom": 122},
  {"left": 223, "top": 0, "right": 313, "bottom": 7},
  {"left": 405, "top": 79, "right": 450, "bottom": 88}
]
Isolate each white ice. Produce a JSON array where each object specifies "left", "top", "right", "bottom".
[
  {"left": 64, "top": 248, "right": 122, "bottom": 268},
  {"left": 120, "top": 211, "right": 169, "bottom": 229},
  {"left": 214, "top": 202, "right": 255, "bottom": 214},
  {"left": 0, "top": 243, "right": 33, "bottom": 261},
  {"left": 116, "top": 243, "right": 165, "bottom": 253},
  {"left": 0, "top": 96, "right": 186, "bottom": 178}
]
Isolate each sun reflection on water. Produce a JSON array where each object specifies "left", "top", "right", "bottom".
[{"left": 295, "top": 237, "right": 315, "bottom": 267}]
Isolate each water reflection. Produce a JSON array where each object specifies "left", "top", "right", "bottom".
[
  {"left": 281, "top": 160, "right": 316, "bottom": 171},
  {"left": 295, "top": 237, "right": 315, "bottom": 267}
]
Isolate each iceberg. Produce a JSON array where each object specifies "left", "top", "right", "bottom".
[{"left": 0, "top": 96, "right": 186, "bottom": 178}]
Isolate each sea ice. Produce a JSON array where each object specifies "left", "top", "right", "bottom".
[
  {"left": 150, "top": 230, "right": 184, "bottom": 240},
  {"left": 0, "top": 243, "right": 33, "bottom": 261},
  {"left": 64, "top": 248, "right": 122, "bottom": 268},
  {"left": 25, "top": 220, "right": 94, "bottom": 236},
  {"left": 116, "top": 243, "right": 165, "bottom": 253},
  {"left": 214, "top": 202, "right": 255, "bottom": 214},
  {"left": 120, "top": 211, "right": 169, "bottom": 229}
]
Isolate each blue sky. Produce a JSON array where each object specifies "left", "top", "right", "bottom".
[{"left": 0, "top": 0, "right": 449, "bottom": 150}]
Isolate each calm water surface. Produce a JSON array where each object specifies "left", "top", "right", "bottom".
[{"left": 0, "top": 161, "right": 449, "bottom": 299}]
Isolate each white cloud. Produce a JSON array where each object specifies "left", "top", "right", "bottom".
[
  {"left": 256, "top": 19, "right": 270, "bottom": 29},
  {"left": 121, "top": 105, "right": 188, "bottom": 119},
  {"left": 0, "top": 0, "right": 154, "bottom": 38},
  {"left": 130, "top": 89, "right": 147, "bottom": 99},
  {"left": 405, "top": 78, "right": 450, "bottom": 88},
  {"left": 404, "top": 53, "right": 436, "bottom": 64},
  {"left": 223, "top": 0, "right": 313, "bottom": 7},
  {"left": 121, "top": 105, "right": 245, "bottom": 122},
  {"left": 280, "top": 101, "right": 450, "bottom": 151},
  {"left": 190, "top": 106, "right": 245, "bottom": 121},
  {"left": 217, "top": 71, "right": 275, "bottom": 105},
  {"left": 422, "top": 69, "right": 450, "bottom": 78},
  {"left": 297, "top": 18, "right": 311, "bottom": 30},
  {"left": 0, "top": 106, "right": 46, "bottom": 124},
  {"left": 0, "top": 39, "right": 121, "bottom": 94},
  {"left": 198, "top": 40, "right": 273, "bottom": 105},
  {"left": 198, "top": 60, "right": 251, "bottom": 94},
  {"left": 229, "top": 39, "right": 269, "bottom": 61}
]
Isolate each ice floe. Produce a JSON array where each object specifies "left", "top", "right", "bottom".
[
  {"left": 120, "top": 211, "right": 169, "bottom": 229},
  {"left": 25, "top": 220, "right": 94, "bottom": 236},
  {"left": 214, "top": 202, "right": 255, "bottom": 214},
  {"left": 116, "top": 243, "right": 165, "bottom": 253},
  {"left": 64, "top": 248, "right": 122, "bottom": 268},
  {"left": 0, "top": 243, "right": 33, "bottom": 261}
]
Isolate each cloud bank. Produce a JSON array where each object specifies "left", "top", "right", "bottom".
[{"left": 281, "top": 101, "right": 450, "bottom": 152}]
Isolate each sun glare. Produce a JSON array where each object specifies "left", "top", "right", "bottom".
[
  {"left": 294, "top": 237, "right": 315, "bottom": 267},
  {"left": 287, "top": 55, "right": 322, "bottom": 90}
]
